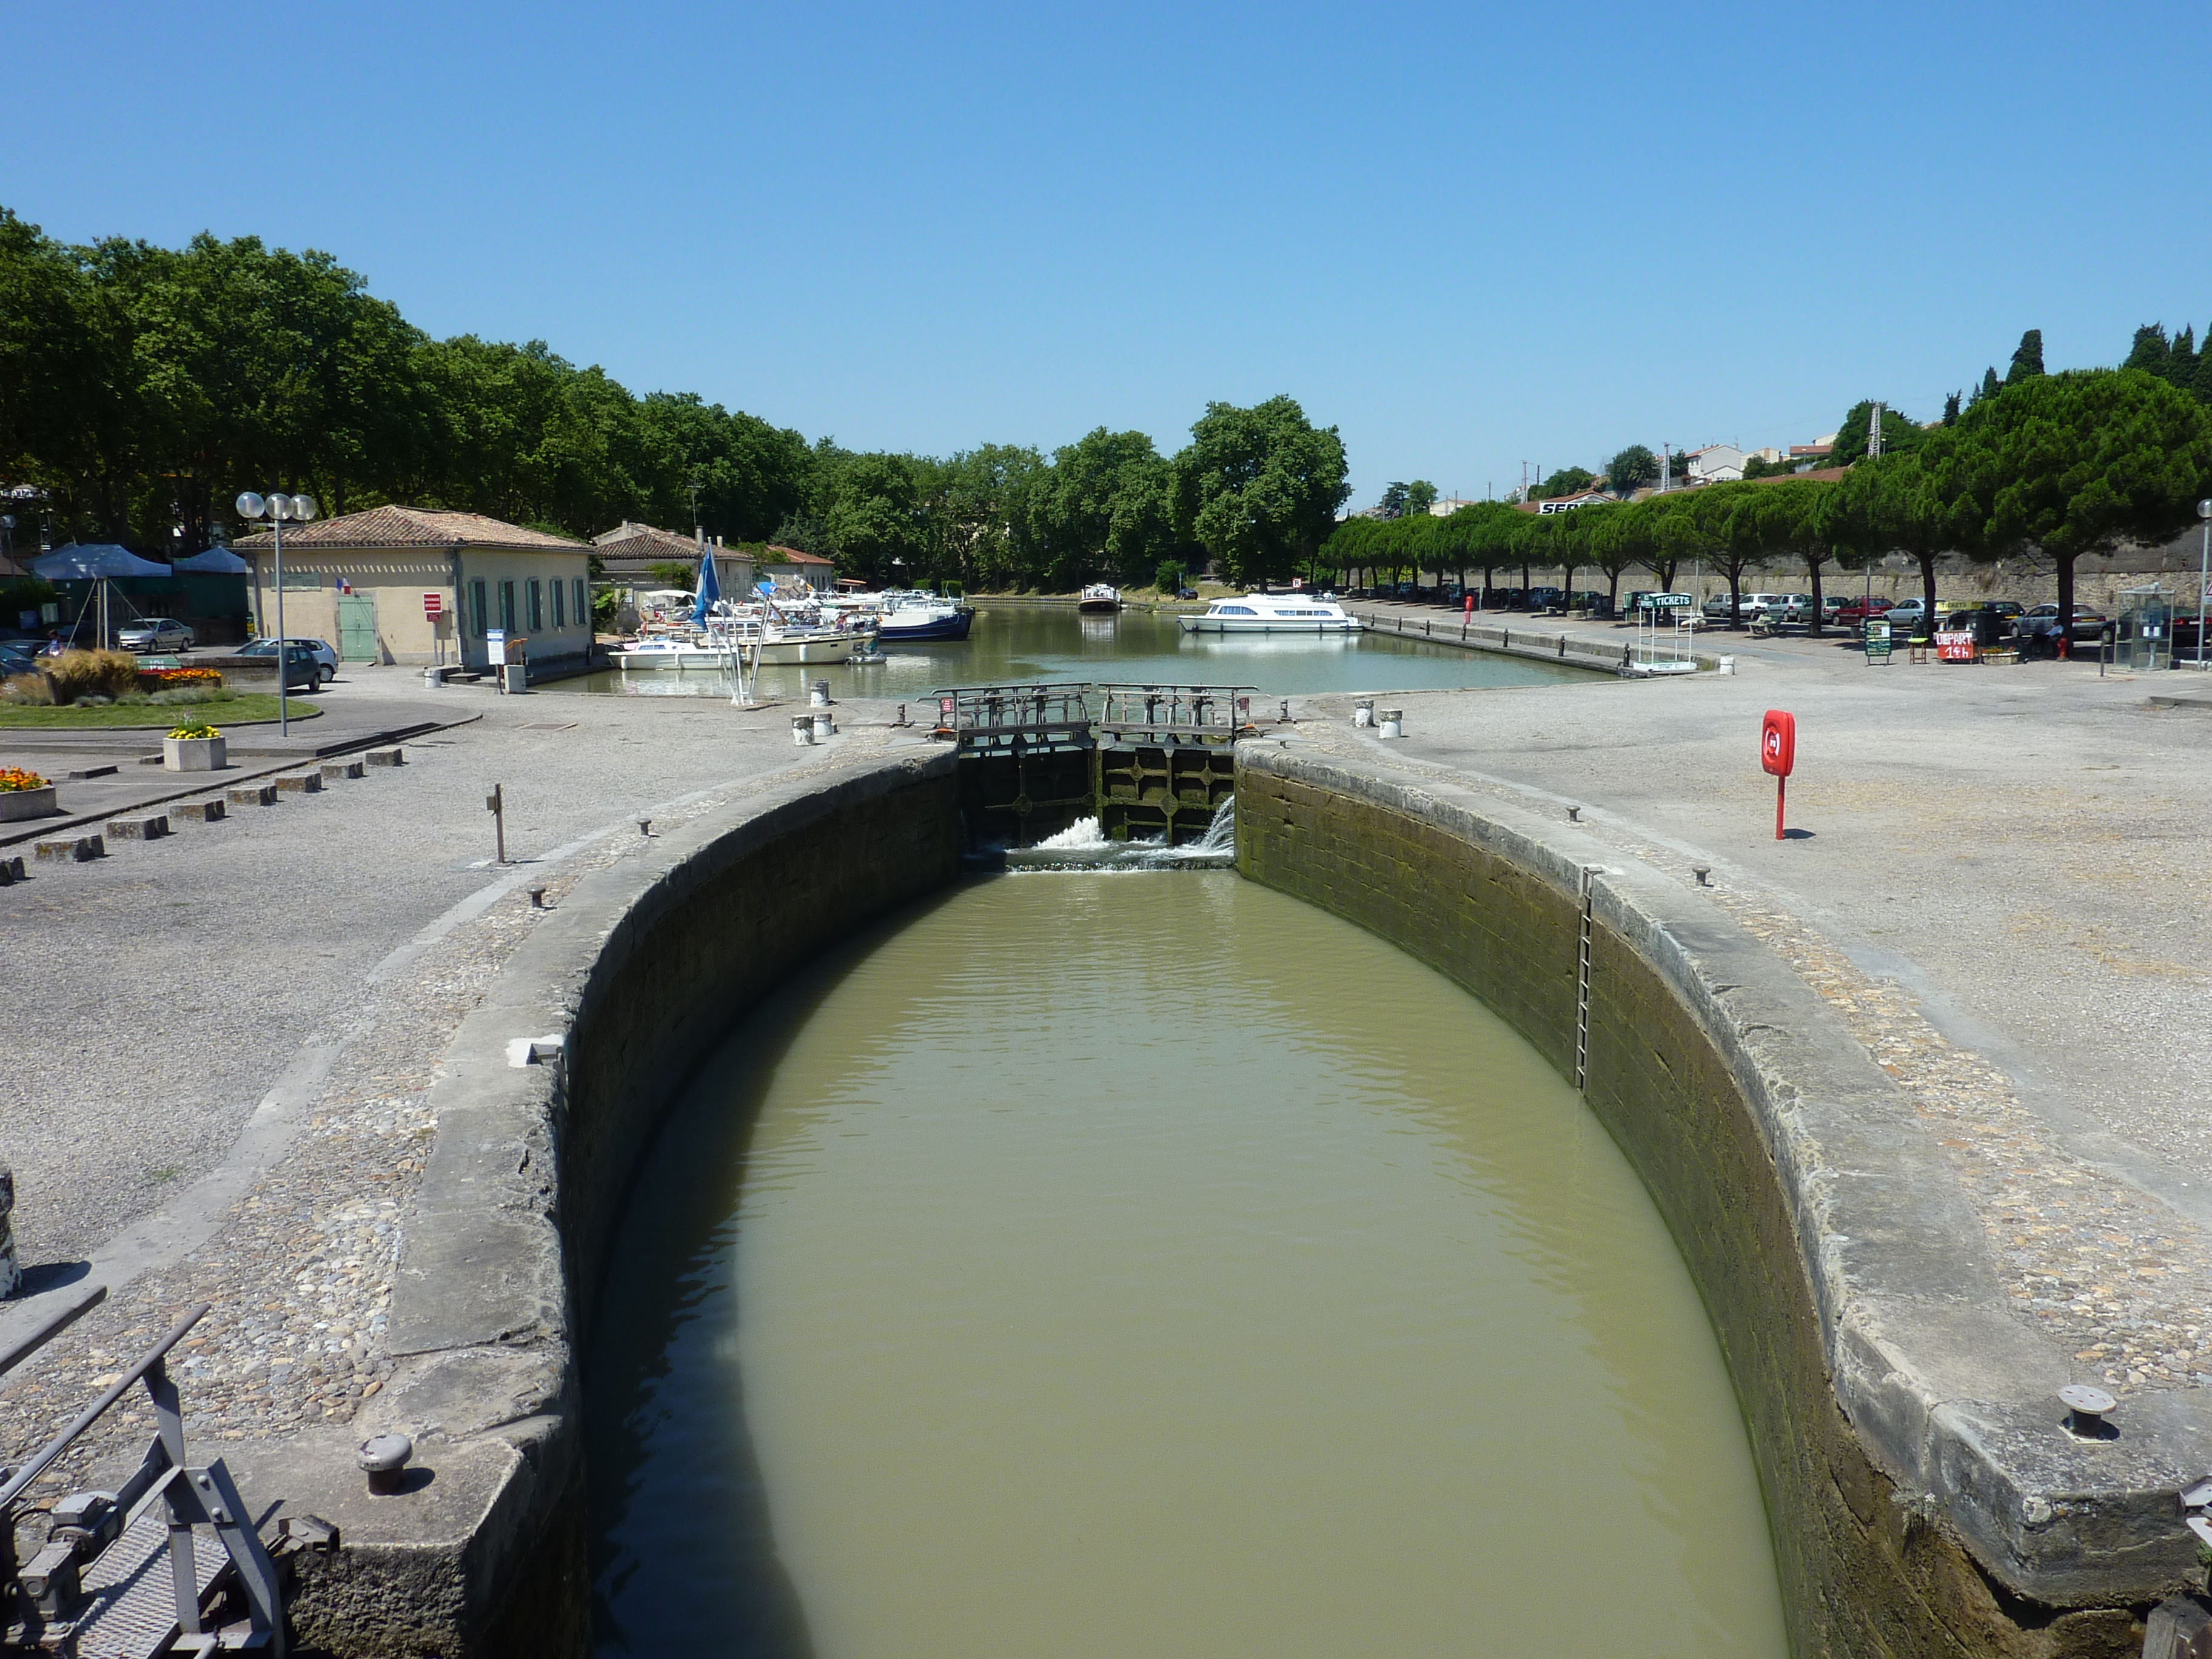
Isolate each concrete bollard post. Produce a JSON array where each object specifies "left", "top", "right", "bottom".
[
  {"left": 1354, "top": 699, "right": 1375, "bottom": 728},
  {"left": 793, "top": 716, "right": 814, "bottom": 746},
  {"left": 0, "top": 1161, "right": 15, "bottom": 1298},
  {"left": 813, "top": 710, "right": 835, "bottom": 742},
  {"left": 1718, "top": 656, "right": 1735, "bottom": 675},
  {"left": 1378, "top": 708, "right": 1404, "bottom": 739},
  {"left": 809, "top": 680, "right": 832, "bottom": 709}
]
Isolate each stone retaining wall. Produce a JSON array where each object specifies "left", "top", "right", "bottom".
[
  {"left": 1236, "top": 743, "right": 2207, "bottom": 1659},
  {"left": 281, "top": 751, "right": 960, "bottom": 1657}
]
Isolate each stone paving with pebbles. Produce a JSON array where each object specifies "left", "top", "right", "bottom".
[
  {"left": 0, "top": 674, "right": 925, "bottom": 1512},
  {"left": 1299, "top": 649, "right": 2212, "bottom": 1403}
]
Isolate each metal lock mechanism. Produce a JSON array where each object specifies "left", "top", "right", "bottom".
[{"left": 2180, "top": 1473, "right": 2212, "bottom": 1549}]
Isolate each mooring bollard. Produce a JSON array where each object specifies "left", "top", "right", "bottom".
[
  {"left": 1354, "top": 699, "right": 1375, "bottom": 728},
  {"left": 358, "top": 1433, "right": 414, "bottom": 1496},
  {"left": 809, "top": 680, "right": 831, "bottom": 709},
  {"left": 1718, "top": 655, "right": 1736, "bottom": 675},
  {"left": 486, "top": 783, "right": 507, "bottom": 864},
  {"left": 1378, "top": 708, "right": 1404, "bottom": 739},
  {"left": 793, "top": 716, "right": 814, "bottom": 746},
  {"left": 813, "top": 709, "right": 834, "bottom": 742}
]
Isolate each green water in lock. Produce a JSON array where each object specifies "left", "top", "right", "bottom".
[{"left": 586, "top": 872, "right": 1786, "bottom": 1657}]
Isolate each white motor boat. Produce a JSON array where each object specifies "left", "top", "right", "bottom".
[
  {"left": 615, "top": 633, "right": 866, "bottom": 669},
  {"left": 1178, "top": 593, "right": 1362, "bottom": 635},
  {"left": 1078, "top": 583, "right": 1121, "bottom": 614}
]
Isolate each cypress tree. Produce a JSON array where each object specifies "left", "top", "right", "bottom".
[
  {"left": 2124, "top": 324, "right": 2171, "bottom": 380},
  {"left": 2193, "top": 338, "right": 2212, "bottom": 407},
  {"left": 2006, "top": 329, "right": 2045, "bottom": 383},
  {"left": 1971, "top": 366, "right": 2000, "bottom": 406},
  {"left": 1942, "top": 390, "right": 1960, "bottom": 425},
  {"left": 2168, "top": 325, "right": 2197, "bottom": 390}
]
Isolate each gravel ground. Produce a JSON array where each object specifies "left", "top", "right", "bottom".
[{"left": 0, "top": 665, "right": 930, "bottom": 1507}]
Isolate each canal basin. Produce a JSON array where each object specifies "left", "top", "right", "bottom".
[
  {"left": 549, "top": 603, "right": 1597, "bottom": 700},
  {"left": 586, "top": 869, "right": 1785, "bottom": 1658}
]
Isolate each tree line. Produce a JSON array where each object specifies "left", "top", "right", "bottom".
[
  {"left": 0, "top": 209, "right": 1348, "bottom": 589},
  {"left": 1322, "top": 365, "right": 2212, "bottom": 632}
]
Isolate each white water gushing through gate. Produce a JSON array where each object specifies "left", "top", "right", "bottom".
[{"left": 1005, "top": 796, "right": 1236, "bottom": 871}]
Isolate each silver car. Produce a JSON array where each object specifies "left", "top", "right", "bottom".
[
  {"left": 238, "top": 636, "right": 339, "bottom": 685},
  {"left": 117, "top": 617, "right": 195, "bottom": 653}
]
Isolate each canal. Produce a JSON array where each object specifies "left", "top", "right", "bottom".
[
  {"left": 549, "top": 602, "right": 1595, "bottom": 700},
  {"left": 585, "top": 870, "right": 1786, "bottom": 1657}
]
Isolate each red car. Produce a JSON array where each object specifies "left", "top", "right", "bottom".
[{"left": 1835, "top": 595, "right": 1895, "bottom": 628}]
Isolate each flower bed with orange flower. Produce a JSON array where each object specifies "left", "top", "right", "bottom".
[
  {"left": 135, "top": 666, "right": 224, "bottom": 691},
  {"left": 0, "top": 766, "right": 50, "bottom": 793}
]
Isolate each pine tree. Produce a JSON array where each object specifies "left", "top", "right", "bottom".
[
  {"left": 2124, "top": 324, "right": 2171, "bottom": 380},
  {"left": 1942, "top": 390, "right": 1960, "bottom": 425},
  {"left": 2006, "top": 329, "right": 2045, "bottom": 383}
]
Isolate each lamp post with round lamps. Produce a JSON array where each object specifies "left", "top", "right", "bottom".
[
  {"left": 2195, "top": 498, "right": 2211, "bottom": 671},
  {"left": 235, "top": 492, "right": 318, "bottom": 736}
]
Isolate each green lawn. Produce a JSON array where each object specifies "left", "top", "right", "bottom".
[{"left": 0, "top": 694, "right": 323, "bottom": 729}]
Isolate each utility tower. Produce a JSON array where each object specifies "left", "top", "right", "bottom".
[{"left": 1867, "top": 402, "right": 1885, "bottom": 460}]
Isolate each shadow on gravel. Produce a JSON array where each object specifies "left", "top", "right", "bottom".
[{"left": 19, "top": 1260, "right": 91, "bottom": 1296}]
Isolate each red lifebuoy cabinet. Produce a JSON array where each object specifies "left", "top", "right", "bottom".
[{"left": 1761, "top": 709, "right": 1796, "bottom": 839}]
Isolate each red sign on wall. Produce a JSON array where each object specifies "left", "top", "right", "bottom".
[
  {"left": 423, "top": 592, "right": 444, "bottom": 617},
  {"left": 1760, "top": 709, "right": 1796, "bottom": 777}
]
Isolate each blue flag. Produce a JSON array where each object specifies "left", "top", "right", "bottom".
[{"left": 691, "top": 548, "right": 721, "bottom": 623}]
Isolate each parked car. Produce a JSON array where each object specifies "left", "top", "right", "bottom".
[
  {"left": 1526, "top": 586, "right": 1565, "bottom": 612},
  {"left": 1747, "top": 593, "right": 1816, "bottom": 625},
  {"left": 1701, "top": 591, "right": 1785, "bottom": 624},
  {"left": 238, "top": 636, "right": 338, "bottom": 685},
  {"left": 1569, "top": 591, "right": 1614, "bottom": 620},
  {"left": 1936, "top": 608, "right": 2013, "bottom": 648},
  {"left": 2019, "top": 603, "right": 2107, "bottom": 642},
  {"left": 117, "top": 617, "right": 195, "bottom": 653},
  {"left": 0, "top": 642, "right": 39, "bottom": 679},
  {"left": 1834, "top": 595, "right": 1893, "bottom": 628}
]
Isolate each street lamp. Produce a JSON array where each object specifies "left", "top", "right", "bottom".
[
  {"left": 2196, "top": 499, "right": 2210, "bottom": 671},
  {"left": 235, "top": 491, "right": 318, "bottom": 736}
]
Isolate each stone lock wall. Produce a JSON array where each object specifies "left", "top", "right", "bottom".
[
  {"left": 1235, "top": 745, "right": 2184, "bottom": 1659},
  {"left": 285, "top": 753, "right": 962, "bottom": 1658}
]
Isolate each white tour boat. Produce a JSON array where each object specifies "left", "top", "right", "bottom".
[
  {"left": 1078, "top": 583, "right": 1121, "bottom": 614},
  {"left": 1177, "top": 592, "right": 1362, "bottom": 635}
]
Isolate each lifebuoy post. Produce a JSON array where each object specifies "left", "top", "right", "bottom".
[{"left": 1760, "top": 709, "right": 1796, "bottom": 840}]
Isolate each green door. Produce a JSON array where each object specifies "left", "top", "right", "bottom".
[{"left": 338, "top": 593, "right": 379, "bottom": 662}]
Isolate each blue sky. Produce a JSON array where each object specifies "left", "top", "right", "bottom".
[{"left": 9, "top": 1, "right": 2209, "bottom": 506}]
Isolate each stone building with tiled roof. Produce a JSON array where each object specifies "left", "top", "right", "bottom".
[
  {"left": 235, "top": 506, "right": 592, "bottom": 675},
  {"left": 590, "top": 521, "right": 755, "bottom": 597}
]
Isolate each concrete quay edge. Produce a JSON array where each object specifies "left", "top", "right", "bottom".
[
  {"left": 261, "top": 746, "right": 960, "bottom": 1657},
  {"left": 1233, "top": 742, "right": 2212, "bottom": 1618},
  {"left": 0, "top": 716, "right": 478, "bottom": 848}
]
